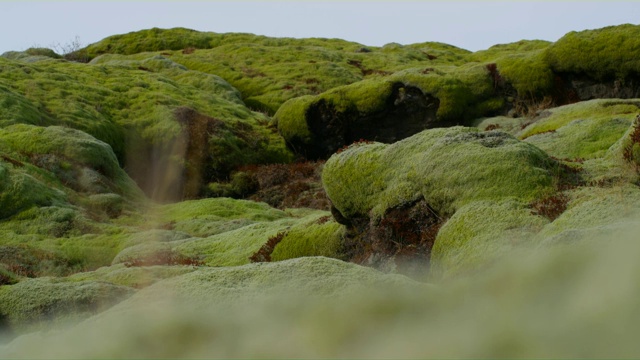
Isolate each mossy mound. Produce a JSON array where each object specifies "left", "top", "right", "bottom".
[
  {"left": 545, "top": 24, "right": 640, "bottom": 81},
  {"left": 0, "top": 277, "right": 134, "bottom": 335},
  {"left": 431, "top": 200, "right": 548, "bottom": 278},
  {"left": 0, "top": 53, "right": 292, "bottom": 200},
  {"left": 321, "top": 126, "right": 563, "bottom": 275},
  {"left": 0, "top": 124, "right": 141, "bottom": 199},
  {"left": 0, "top": 160, "right": 66, "bottom": 220},
  {"left": 274, "top": 64, "right": 506, "bottom": 158},
  {"left": 323, "top": 126, "right": 558, "bottom": 220}
]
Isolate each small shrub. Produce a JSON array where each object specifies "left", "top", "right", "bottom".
[
  {"left": 530, "top": 193, "right": 570, "bottom": 221},
  {"left": 249, "top": 231, "right": 288, "bottom": 263}
]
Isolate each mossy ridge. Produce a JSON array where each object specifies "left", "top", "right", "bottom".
[
  {"left": 322, "top": 126, "right": 559, "bottom": 221},
  {"left": 0, "top": 277, "right": 134, "bottom": 335},
  {"left": 78, "top": 28, "right": 473, "bottom": 114},
  {"left": 545, "top": 24, "right": 640, "bottom": 80},
  {"left": 66, "top": 263, "right": 197, "bottom": 289}
]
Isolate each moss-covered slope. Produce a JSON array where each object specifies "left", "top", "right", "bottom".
[{"left": 0, "top": 54, "right": 292, "bottom": 200}]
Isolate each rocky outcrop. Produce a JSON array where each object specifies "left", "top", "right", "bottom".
[{"left": 305, "top": 84, "right": 440, "bottom": 159}]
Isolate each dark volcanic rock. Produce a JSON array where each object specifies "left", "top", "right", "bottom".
[{"left": 304, "top": 84, "right": 440, "bottom": 159}]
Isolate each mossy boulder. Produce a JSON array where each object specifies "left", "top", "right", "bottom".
[
  {"left": 322, "top": 126, "right": 561, "bottom": 274},
  {"left": 431, "top": 200, "right": 548, "bottom": 278},
  {"left": 275, "top": 80, "right": 441, "bottom": 158}
]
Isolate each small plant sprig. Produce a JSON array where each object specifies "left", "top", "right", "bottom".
[{"left": 249, "top": 231, "right": 288, "bottom": 263}]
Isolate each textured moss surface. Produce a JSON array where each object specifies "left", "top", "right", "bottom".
[
  {"left": 545, "top": 24, "right": 640, "bottom": 80},
  {"left": 323, "top": 126, "right": 558, "bottom": 220},
  {"left": 0, "top": 277, "right": 134, "bottom": 334}
]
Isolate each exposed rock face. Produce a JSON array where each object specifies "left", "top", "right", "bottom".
[
  {"left": 337, "top": 198, "right": 444, "bottom": 277},
  {"left": 304, "top": 84, "right": 440, "bottom": 159},
  {"left": 549, "top": 74, "right": 640, "bottom": 106}
]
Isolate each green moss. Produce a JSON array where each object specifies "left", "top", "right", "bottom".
[
  {"left": 469, "top": 40, "right": 552, "bottom": 62},
  {"left": 534, "top": 185, "right": 640, "bottom": 244},
  {"left": 0, "top": 84, "right": 52, "bottom": 127},
  {"left": 431, "top": 200, "right": 548, "bottom": 278},
  {"left": 0, "top": 277, "right": 134, "bottom": 334},
  {"left": 545, "top": 24, "right": 640, "bottom": 80},
  {"left": 323, "top": 127, "right": 558, "bottom": 220},
  {"left": 496, "top": 50, "right": 554, "bottom": 95},
  {"left": 518, "top": 99, "right": 640, "bottom": 161},
  {"left": 173, "top": 218, "right": 298, "bottom": 267},
  {"left": 0, "top": 162, "right": 66, "bottom": 220},
  {"left": 0, "top": 54, "right": 293, "bottom": 185},
  {"left": 67, "top": 264, "right": 196, "bottom": 289},
  {"left": 271, "top": 213, "right": 344, "bottom": 261},
  {"left": 158, "top": 197, "right": 288, "bottom": 237},
  {"left": 388, "top": 64, "right": 499, "bottom": 123}
]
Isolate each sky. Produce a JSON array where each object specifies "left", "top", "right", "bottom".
[{"left": 2, "top": 1, "right": 639, "bottom": 54}]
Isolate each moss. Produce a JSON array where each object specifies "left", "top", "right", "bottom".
[
  {"left": 105, "top": 257, "right": 421, "bottom": 307},
  {"left": 431, "top": 200, "right": 548, "bottom": 278},
  {"left": 0, "top": 277, "right": 134, "bottom": 334},
  {"left": 473, "top": 116, "right": 530, "bottom": 135},
  {"left": 173, "top": 218, "right": 299, "bottom": 267},
  {"left": 111, "top": 242, "right": 173, "bottom": 266},
  {"left": 388, "top": 64, "right": 499, "bottom": 123},
  {"left": 273, "top": 95, "right": 315, "bottom": 144},
  {"left": 323, "top": 127, "right": 558, "bottom": 220},
  {"left": 0, "top": 54, "right": 293, "bottom": 190},
  {"left": 545, "top": 24, "right": 640, "bottom": 80},
  {"left": 534, "top": 185, "right": 640, "bottom": 244},
  {"left": 0, "top": 84, "right": 52, "bottom": 127},
  {"left": 519, "top": 99, "right": 639, "bottom": 139},
  {"left": 67, "top": 264, "right": 196, "bottom": 289},
  {"left": 469, "top": 40, "right": 552, "bottom": 62},
  {"left": 157, "top": 197, "right": 288, "bottom": 237},
  {"left": 0, "top": 161, "right": 67, "bottom": 220},
  {"left": 496, "top": 50, "right": 554, "bottom": 96},
  {"left": 271, "top": 213, "right": 344, "bottom": 261}
]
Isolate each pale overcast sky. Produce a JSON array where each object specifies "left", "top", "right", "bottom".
[{"left": 2, "top": 1, "right": 639, "bottom": 54}]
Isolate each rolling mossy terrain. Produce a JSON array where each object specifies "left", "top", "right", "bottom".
[{"left": 2, "top": 24, "right": 640, "bottom": 357}]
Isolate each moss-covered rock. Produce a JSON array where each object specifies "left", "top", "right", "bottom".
[
  {"left": 545, "top": 24, "right": 640, "bottom": 81},
  {"left": 431, "top": 200, "right": 548, "bottom": 278},
  {"left": 275, "top": 80, "right": 441, "bottom": 158},
  {"left": 322, "top": 126, "right": 561, "bottom": 275},
  {"left": 323, "top": 126, "right": 558, "bottom": 220}
]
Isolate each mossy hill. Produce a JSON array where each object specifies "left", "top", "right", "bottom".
[{"left": 2, "top": 24, "right": 640, "bottom": 357}]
